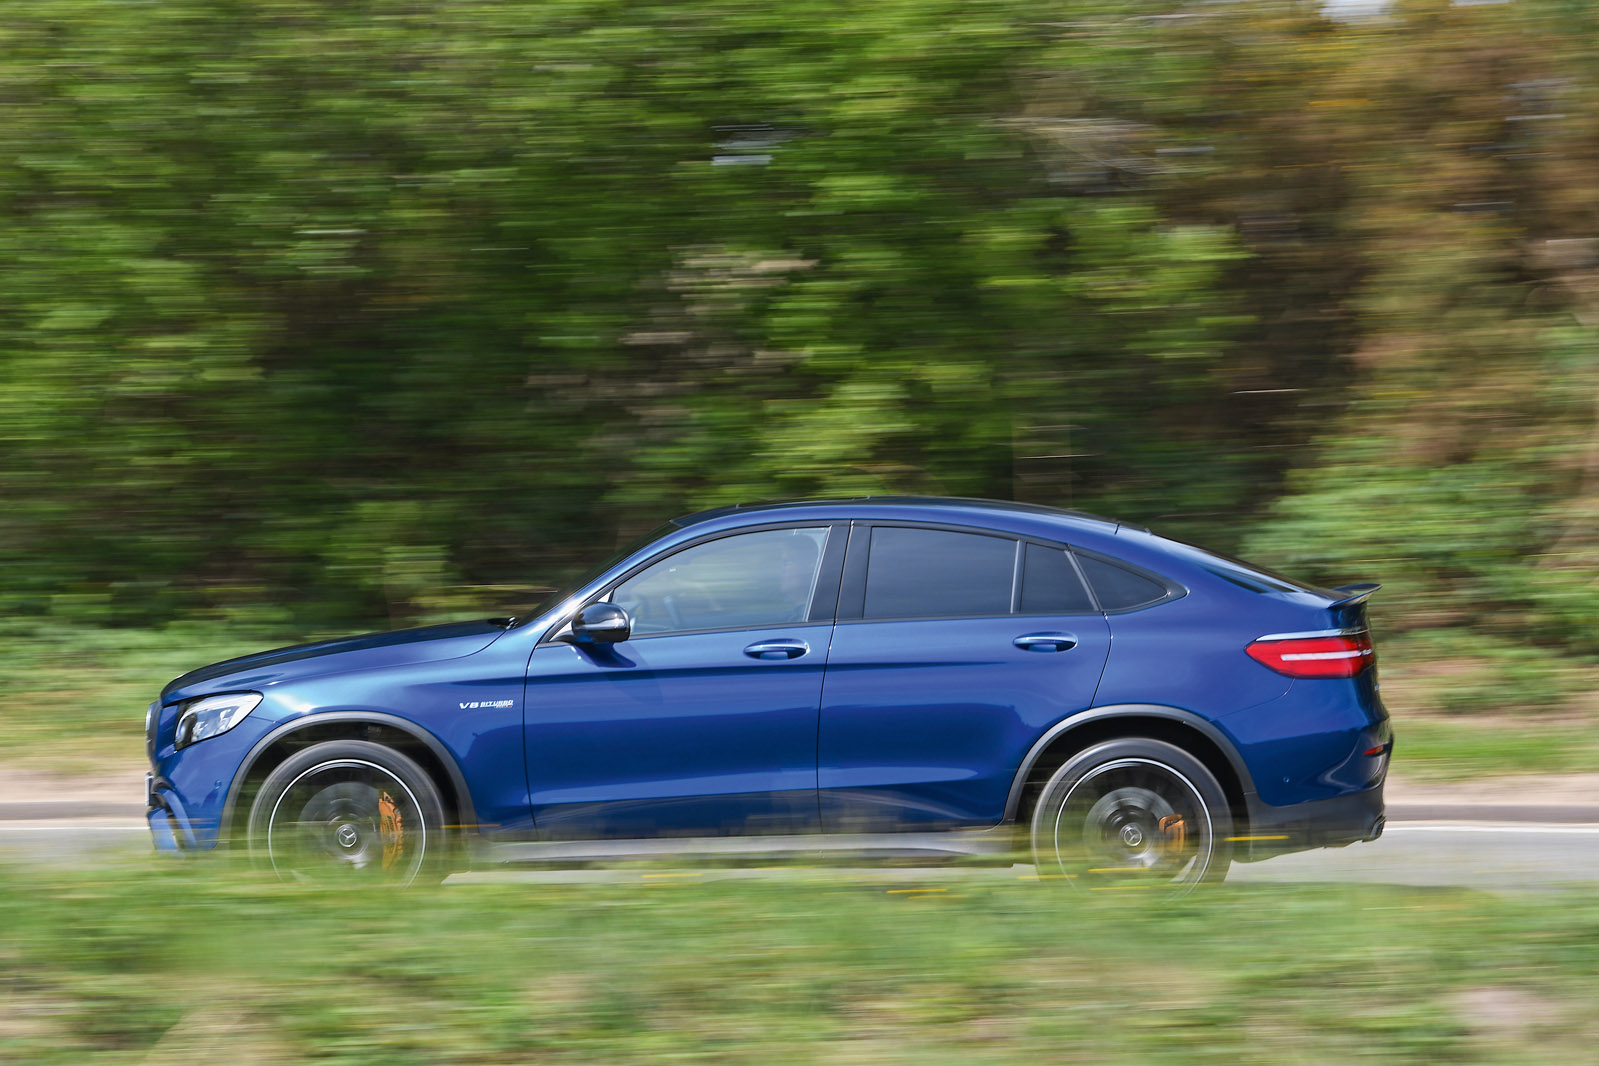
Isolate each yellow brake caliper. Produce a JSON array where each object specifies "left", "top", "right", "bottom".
[
  {"left": 1158, "top": 814, "right": 1188, "bottom": 859},
  {"left": 378, "top": 792, "right": 404, "bottom": 871}
]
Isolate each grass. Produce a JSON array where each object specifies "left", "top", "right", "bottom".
[
  {"left": 0, "top": 620, "right": 1593, "bottom": 781},
  {"left": 0, "top": 621, "right": 289, "bottom": 772},
  {"left": 3, "top": 857, "right": 1599, "bottom": 1064},
  {"left": 1377, "top": 631, "right": 1599, "bottom": 781}
]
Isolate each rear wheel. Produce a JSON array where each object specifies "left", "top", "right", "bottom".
[
  {"left": 247, "top": 740, "right": 446, "bottom": 885},
  {"left": 1030, "top": 738, "right": 1232, "bottom": 892}
]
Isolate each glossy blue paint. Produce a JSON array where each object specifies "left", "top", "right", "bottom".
[
  {"left": 819, "top": 614, "right": 1110, "bottom": 830},
  {"left": 143, "top": 496, "right": 1390, "bottom": 864},
  {"left": 524, "top": 624, "right": 830, "bottom": 838}
]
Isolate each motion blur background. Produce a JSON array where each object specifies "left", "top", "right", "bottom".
[
  {"left": 0, "top": 0, "right": 1595, "bottom": 762},
  {"left": 4, "top": 5, "right": 1599, "bottom": 1064}
]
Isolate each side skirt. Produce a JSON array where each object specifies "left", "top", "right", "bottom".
[{"left": 474, "top": 828, "right": 1020, "bottom": 867}]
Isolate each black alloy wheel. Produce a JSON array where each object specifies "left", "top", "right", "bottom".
[
  {"left": 1030, "top": 738, "right": 1232, "bottom": 892},
  {"left": 247, "top": 740, "right": 446, "bottom": 885}
]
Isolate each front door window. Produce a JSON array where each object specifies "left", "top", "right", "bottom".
[{"left": 614, "top": 527, "right": 829, "bottom": 635}]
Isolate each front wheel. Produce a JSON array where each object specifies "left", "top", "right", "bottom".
[
  {"left": 1030, "top": 738, "right": 1232, "bottom": 892},
  {"left": 247, "top": 740, "right": 447, "bottom": 885}
]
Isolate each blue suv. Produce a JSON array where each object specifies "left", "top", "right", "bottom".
[{"left": 146, "top": 497, "right": 1390, "bottom": 887}]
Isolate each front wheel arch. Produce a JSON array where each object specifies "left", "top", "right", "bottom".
[{"left": 221, "top": 713, "right": 476, "bottom": 848}]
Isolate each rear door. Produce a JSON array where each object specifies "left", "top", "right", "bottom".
[{"left": 818, "top": 524, "right": 1111, "bottom": 831}]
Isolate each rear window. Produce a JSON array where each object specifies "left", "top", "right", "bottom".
[
  {"left": 1075, "top": 554, "right": 1169, "bottom": 611},
  {"left": 1156, "top": 535, "right": 1328, "bottom": 596}
]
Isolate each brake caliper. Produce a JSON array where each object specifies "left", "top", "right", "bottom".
[
  {"left": 379, "top": 792, "right": 404, "bottom": 871},
  {"left": 1158, "top": 814, "right": 1188, "bottom": 858}
]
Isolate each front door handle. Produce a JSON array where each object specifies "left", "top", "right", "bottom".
[
  {"left": 1013, "top": 633, "right": 1078, "bottom": 653},
  {"left": 743, "top": 639, "right": 810, "bottom": 661}
]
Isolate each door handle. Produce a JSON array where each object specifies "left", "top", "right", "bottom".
[
  {"left": 743, "top": 639, "right": 810, "bottom": 661},
  {"left": 1013, "top": 633, "right": 1078, "bottom": 653}
]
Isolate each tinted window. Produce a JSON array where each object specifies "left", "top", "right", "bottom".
[
  {"left": 614, "top": 527, "right": 828, "bottom": 635},
  {"left": 1075, "top": 554, "right": 1168, "bottom": 611},
  {"left": 1019, "top": 543, "right": 1095, "bottom": 613},
  {"left": 864, "top": 527, "right": 1015, "bottom": 619}
]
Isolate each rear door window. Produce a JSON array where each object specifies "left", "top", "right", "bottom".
[
  {"left": 1019, "top": 543, "right": 1095, "bottom": 614},
  {"left": 863, "top": 527, "right": 1016, "bottom": 620}
]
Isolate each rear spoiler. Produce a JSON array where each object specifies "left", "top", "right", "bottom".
[{"left": 1327, "top": 583, "right": 1381, "bottom": 609}]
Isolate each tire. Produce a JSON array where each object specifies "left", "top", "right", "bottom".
[
  {"left": 247, "top": 740, "right": 447, "bottom": 885},
  {"left": 1030, "top": 738, "right": 1232, "bottom": 892}
]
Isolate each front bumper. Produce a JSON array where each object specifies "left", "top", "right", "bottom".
[
  {"left": 1236, "top": 779, "right": 1386, "bottom": 862},
  {"left": 146, "top": 771, "right": 194, "bottom": 853}
]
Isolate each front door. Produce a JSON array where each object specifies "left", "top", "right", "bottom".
[{"left": 524, "top": 525, "right": 841, "bottom": 840}]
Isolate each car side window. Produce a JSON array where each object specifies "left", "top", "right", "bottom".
[
  {"left": 1019, "top": 543, "right": 1095, "bottom": 613},
  {"left": 1075, "top": 553, "right": 1168, "bottom": 611},
  {"left": 863, "top": 527, "right": 1016, "bottom": 620},
  {"left": 613, "top": 527, "right": 829, "bottom": 636}
]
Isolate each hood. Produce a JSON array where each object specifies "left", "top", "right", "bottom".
[{"left": 160, "top": 619, "right": 511, "bottom": 703}]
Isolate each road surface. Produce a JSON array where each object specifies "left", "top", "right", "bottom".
[{"left": 4, "top": 821, "right": 1598, "bottom": 891}]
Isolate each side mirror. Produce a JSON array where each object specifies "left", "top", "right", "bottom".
[{"left": 568, "top": 602, "right": 631, "bottom": 644}]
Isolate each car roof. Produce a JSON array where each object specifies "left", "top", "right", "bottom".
[{"left": 674, "top": 496, "right": 1145, "bottom": 535}]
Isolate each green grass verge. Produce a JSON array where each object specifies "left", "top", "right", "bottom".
[
  {"left": 4, "top": 859, "right": 1599, "bottom": 1064},
  {"left": 0, "top": 622, "right": 318, "bottom": 771},
  {"left": 1392, "top": 719, "right": 1599, "bottom": 781}
]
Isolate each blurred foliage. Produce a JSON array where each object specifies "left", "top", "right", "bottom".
[
  {"left": 10, "top": 861, "right": 1599, "bottom": 1063},
  {"left": 0, "top": 0, "right": 1593, "bottom": 689}
]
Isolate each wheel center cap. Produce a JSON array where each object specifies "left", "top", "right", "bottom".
[
  {"left": 336, "top": 824, "right": 360, "bottom": 849},
  {"left": 1120, "top": 824, "right": 1145, "bottom": 848}
]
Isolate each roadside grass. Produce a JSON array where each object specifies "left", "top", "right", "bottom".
[
  {"left": 4, "top": 857, "right": 1599, "bottom": 1064},
  {"left": 1378, "top": 631, "right": 1599, "bottom": 781},
  {"left": 0, "top": 621, "right": 1593, "bottom": 781},
  {"left": 0, "top": 621, "right": 312, "bottom": 772}
]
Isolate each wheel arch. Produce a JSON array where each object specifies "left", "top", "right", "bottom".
[
  {"left": 1005, "top": 704, "right": 1255, "bottom": 833},
  {"left": 220, "top": 712, "right": 479, "bottom": 844}
]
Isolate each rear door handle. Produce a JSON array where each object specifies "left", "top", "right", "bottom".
[
  {"left": 1013, "top": 633, "right": 1077, "bottom": 653},
  {"left": 743, "top": 639, "right": 810, "bottom": 661}
]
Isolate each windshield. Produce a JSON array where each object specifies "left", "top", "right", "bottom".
[{"left": 512, "top": 522, "right": 680, "bottom": 626}]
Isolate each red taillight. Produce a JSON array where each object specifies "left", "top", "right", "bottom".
[{"left": 1246, "top": 632, "right": 1374, "bottom": 679}]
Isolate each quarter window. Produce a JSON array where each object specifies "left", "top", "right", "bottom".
[
  {"left": 1075, "top": 554, "right": 1168, "bottom": 611},
  {"left": 863, "top": 527, "right": 1016, "bottom": 620},
  {"left": 613, "top": 527, "right": 829, "bottom": 635}
]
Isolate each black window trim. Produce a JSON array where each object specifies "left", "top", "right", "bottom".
[
  {"left": 839, "top": 519, "right": 1023, "bottom": 623},
  {"left": 537, "top": 521, "right": 850, "bottom": 645},
  {"left": 836, "top": 519, "right": 1186, "bottom": 624}
]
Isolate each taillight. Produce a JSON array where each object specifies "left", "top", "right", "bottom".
[{"left": 1246, "top": 631, "right": 1374, "bottom": 679}]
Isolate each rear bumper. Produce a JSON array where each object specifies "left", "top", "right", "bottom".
[{"left": 1237, "top": 779, "right": 1386, "bottom": 862}]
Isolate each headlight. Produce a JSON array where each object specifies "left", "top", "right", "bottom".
[{"left": 174, "top": 693, "right": 262, "bottom": 749}]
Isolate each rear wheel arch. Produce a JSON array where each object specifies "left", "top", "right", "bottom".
[
  {"left": 1007, "top": 706, "right": 1253, "bottom": 835},
  {"left": 221, "top": 712, "right": 476, "bottom": 845}
]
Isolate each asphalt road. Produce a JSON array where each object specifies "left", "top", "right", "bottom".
[{"left": 4, "top": 822, "right": 1598, "bottom": 891}]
